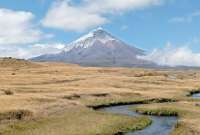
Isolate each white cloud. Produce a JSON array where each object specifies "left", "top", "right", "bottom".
[
  {"left": 0, "top": 8, "right": 50, "bottom": 45},
  {"left": 42, "top": 0, "right": 107, "bottom": 32},
  {"left": 169, "top": 17, "right": 186, "bottom": 23},
  {"left": 169, "top": 11, "right": 200, "bottom": 23},
  {"left": 85, "top": 0, "right": 163, "bottom": 13},
  {"left": 0, "top": 43, "right": 65, "bottom": 59},
  {"left": 138, "top": 42, "right": 200, "bottom": 67},
  {"left": 42, "top": 0, "right": 165, "bottom": 32}
]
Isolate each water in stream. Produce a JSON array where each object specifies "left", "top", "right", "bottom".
[
  {"left": 192, "top": 93, "right": 200, "bottom": 98},
  {"left": 100, "top": 105, "right": 177, "bottom": 135}
]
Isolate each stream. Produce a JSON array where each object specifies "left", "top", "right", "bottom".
[
  {"left": 100, "top": 105, "right": 177, "bottom": 135},
  {"left": 191, "top": 93, "right": 200, "bottom": 98}
]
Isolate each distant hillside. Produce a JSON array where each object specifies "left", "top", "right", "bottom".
[{"left": 0, "top": 57, "right": 40, "bottom": 68}]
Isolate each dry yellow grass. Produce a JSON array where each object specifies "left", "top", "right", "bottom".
[{"left": 0, "top": 58, "right": 200, "bottom": 135}]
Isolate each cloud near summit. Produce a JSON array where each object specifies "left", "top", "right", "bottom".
[
  {"left": 138, "top": 43, "right": 200, "bottom": 67},
  {"left": 42, "top": 0, "right": 164, "bottom": 32}
]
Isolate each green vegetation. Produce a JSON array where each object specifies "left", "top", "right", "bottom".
[
  {"left": 133, "top": 107, "right": 179, "bottom": 116},
  {"left": 87, "top": 98, "right": 176, "bottom": 109},
  {"left": 1, "top": 107, "right": 151, "bottom": 135}
]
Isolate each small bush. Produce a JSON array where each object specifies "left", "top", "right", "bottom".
[
  {"left": 91, "top": 93, "right": 109, "bottom": 97},
  {"left": 0, "top": 109, "right": 33, "bottom": 121},
  {"left": 135, "top": 108, "right": 179, "bottom": 117},
  {"left": 4, "top": 90, "right": 14, "bottom": 95},
  {"left": 11, "top": 73, "right": 16, "bottom": 75},
  {"left": 63, "top": 94, "right": 81, "bottom": 100}
]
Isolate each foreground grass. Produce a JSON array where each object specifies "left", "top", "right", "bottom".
[
  {"left": 1, "top": 107, "right": 151, "bottom": 135},
  {"left": 1, "top": 59, "right": 200, "bottom": 134}
]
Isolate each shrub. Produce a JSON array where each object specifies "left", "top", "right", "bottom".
[
  {"left": 63, "top": 94, "right": 81, "bottom": 100},
  {"left": 0, "top": 109, "right": 33, "bottom": 121},
  {"left": 4, "top": 90, "right": 14, "bottom": 95}
]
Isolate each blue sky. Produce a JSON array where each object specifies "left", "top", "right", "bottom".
[{"left": 0, "top": 0, "right": 200, "bottom": 66}]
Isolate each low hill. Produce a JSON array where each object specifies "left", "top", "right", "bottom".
[{"left": 0, "top": 57, "right": 40, "bottom": 68}]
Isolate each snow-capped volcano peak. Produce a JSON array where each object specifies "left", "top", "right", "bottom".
[
  {"left": 31, "top": 28, "right": 155, "bottom": 67},
  {"left": 64, "top": 27, "right": 116, "bottom": 52},
  {"left": 75, "top": 27, "right": 114, "bottom": 43}
]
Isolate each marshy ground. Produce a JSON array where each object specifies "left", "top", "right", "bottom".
[{"left": 0, "top": 58, "right": 200, "bottom": 135}]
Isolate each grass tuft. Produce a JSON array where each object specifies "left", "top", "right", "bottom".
[
  {"left": 0, "top": 109, "right": 33, "bottom": 121},
  {"left": 63, "top": 94, "right": 81, "bottom": 100},
  {"left": 134, "top": 108, "right": 179, "bottom": 116},
  {"left": 3, "top": 90, "right": 14, "bottom": 95}
]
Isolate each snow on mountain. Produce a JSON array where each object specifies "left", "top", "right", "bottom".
[{"left": 64, "top": 27, "right": 116, "bottom": 52}]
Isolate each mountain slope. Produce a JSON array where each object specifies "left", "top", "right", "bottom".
[{"left": 31, "top": 28, "right": 154, "bottom": 67}]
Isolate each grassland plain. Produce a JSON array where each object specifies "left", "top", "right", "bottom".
[{"left": 0, "top": 58, "right": 200, "bottom": 135}]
